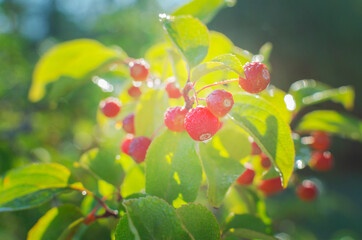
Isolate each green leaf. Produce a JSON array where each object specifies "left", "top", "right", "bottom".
[
  {"left": 29, "top": 39, "right": 126, "bottom": 102},
  {"left": 259, "top": 86, "right": 292, "bottom": 123},
  {"left": 198, "top": 135, "right": 245, "bottom": 207},
  {"left": 0, "top": 163, "right": 72, "bottom": 212},
  {"left": 289, "top": 79, "right": 355, "bottom": 111},
  {"left": 225, "top": 228, "right": 277, "bottom": 240},
  {"left": 135, "top": 89, "right": 169, "bottom": 137},
  {"left": 293, "top": 133, "right": 312, "bottom": 169},
  {"left": 176, "top": 203, "right": 220, "bottom": 240},
  {"left": 173, "top": 0, "right": 236, "bottom": 24},
  {"left": 228, "top": 93, "right": 295, "bottom": 187},
  {"left": 258, "top": 42, "right": 273, "bottom": 70},
  {"left": 296, "top": 110, "right": 362, "bottom": 142},
  {"left": 205, "top": 31, "right": 234, "bottom": 61},
  {"left": 145, "top": 130, "right": 202, "bottom": 203},
  {"left": 192, "top": 54, "right": 243, "bottom": 82},
  {"left": 27, "top": 204, "right": 83, "bottom": 240},
  {"left": 160, "top": 15, "right": 209, "bottom": 68},
  {"left": 223, "top": 214, "right": 267, "bottom": 233},
  {"left": 79, "top": 148, "right": 124, "bottom": 187},
  {"left": 232, "top": 46, "right": 253, "bottom": 65},
  {"left": 115, "top": 215, "right": 135, "bottom": 240},
  {"left": 123, "top": 196, "right": 192, "bottom": 240}
]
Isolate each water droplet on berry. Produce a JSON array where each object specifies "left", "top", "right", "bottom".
[
  {"left": 199, "top": 133, "right": 212, "bottom": 141},
  {"left": 262, "top": 69, "right": 270, "bottom": 79},
  {"left": 81, "top": 191, "right": 87, "bottom": 196},
  {"left": 223, "top": 98, "right": 232, "bottom": 107}
]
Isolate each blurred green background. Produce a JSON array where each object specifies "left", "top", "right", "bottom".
[{"left": 0, "top": 0, "right": 361, "bottom": 239}]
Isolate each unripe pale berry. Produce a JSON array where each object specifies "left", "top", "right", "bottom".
[
  {"left": 184, "top": 106, "right": 220, "bottom": 141},
  {"left": 236, "top": 168, "right": 255, "bottom": 186},
  {"left": 260, "top": 153, "right": 272, "bottom": 169},
  {"left": 311, "top": 131, "right": 330, "bottom": 151},
  {"left": 251, "top": 141, "right": 262, "bottom": 155},
  {"left": 121, "top": 136, "right": 133, "bottom": 155},
  {"left": 128, "top": 86, "right": 142, "bottom": 98},
  {"left": 258, "top": 177, "right": 283, "bottom": 196},
  {"left": 296, "top": 180, "right": 318, "bottom": 202},
  {"left": 165, "top": 82, "right": 182, "bottom": 99},
  {"left": 239, "top": 62, "right": 270, "bottom": 93},
  {"left": 164, "top": 106, "right": 188, "bottom": 132},
  {"left": 206, "top": 89, "right": 234, "bottom": 117},
  {"left": 122, "top": 113, "right": 135, "bottom": 134},
  {"left": 129, "top": 59, "right": 150, "bottom": 81},
  {"left": 128, "top": 136, "right": 151, "bottom": 163},
  {"left": 309, "top": 151, "right": 333, "bottom": 171},
  {"left": 99, "top": 97, "right": 122, "bottom": 118}
]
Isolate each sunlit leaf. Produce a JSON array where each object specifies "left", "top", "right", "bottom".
[
  {"left": 198, "top": 135, "right": 245, "bottom": 207},
  {"left": 27, "top": 204, "right": 83, "bottom": 240},
  {"left": 115, "top": 215, "right": 135, "bottom": 240},
  {"left": 145, "top": 130, "right": 202, "bottom": 203},
  {"left": 289, "top": 79, "right": 354, "bottom": 111},
  {"left": 223, "top": 214, "right": 267, "bottom": 234},
  {"left": 258, "top": 42, "right": 273, "bottom": 70},
  {"left": 173, "top": 0, "right": 236, "bottom": 24},
  {"left": 176, "top": 203, "right": 220, "bottom": 240},
  {"left": 0, "top": 163, "right": 73, "bottom": 212},
  {"left": 123, "top": 196, "right": 192, "bottom": 240},
  {"left": 29, "top": 39, "right": 126, "bottom": 102},
  {"left": 228, "top": 93, "right": 295, "bottom": 187},
  {"left": 160, "top": 15, "right": 209, "bottom": 68},
  {"left": 296, "top": 110, "right": 362, "bottom": 142}
]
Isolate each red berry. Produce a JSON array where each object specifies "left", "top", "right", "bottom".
[
  {"left": 128, "top": 86, "right": 142, "bottom": 98},
  {"left": 258, "top": 177, "right": 283, "bottom": 196},
  {"left": 121, "top": 136, "right": 133, "bottom": 155},
  {"left": 164, "top": 106, "right": 188, "bottom": 132},
  {"left": 184, "top": 106, "right": 220, "bottom": 141},
  {"left": 165, "top": 82, "right": 182, "bottom": 99},
  {"left": 311, "top": 131, "right": 330, "bottom": 151},
  {"left": 99, "top": 97, "right": 122, "bottom": 118},
  {"left": 309, "top": 151, "right": 333, "bottom": 171},
  {"left": 260, "top": 153, "right": 272, "bottom": 169},
  {"left": 251, "top": 141, "right": 262, "bottom": 155},
  {"left": 206, "top": 89, "right": 234, "bottom": 117},
  {"left": 296, "top": 180, "right": 318, "bottom": 202},
  {"left": 239, "top": 62, "right": 270, "bottom": 93},
  {"left": 122, "top": 113, "right": 135, "bottom": 134},
  {"left": 128, "top": 136, "right": 151, "bottom": 163},
  {"left": 236, "top": 168, "right": 255, "bottom": 185},
  {"left": 129, "top": 59, "right": 149, "bottom": 81}
]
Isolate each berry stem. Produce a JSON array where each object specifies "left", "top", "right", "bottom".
[
  {"left": 182, "top": 63, "right": 195, "bottom": 109},
  {"left": 196, "top": 79, "right": 239, "bottom": 94}
]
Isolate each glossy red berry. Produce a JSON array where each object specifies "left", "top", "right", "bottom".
[
  {"left": 309, "top": 151, "right": 333, "bottom": 171},
  {"left": 239, "top": 62, "right": 270, "bottom": 93},
  {"left": 120, "top": 136, "right": 133, "bottom": 155},
  {"left": 311, "top": 131, "right": 330, "bottom": 151},
  {"left": 165, "top": 82, "right": 182, "bottom": 99},
  {"left": 184, "top": 106, "right": 220, "bottom": 141},
  {"left": 122, "top": 113, "right": 135, "bottom": 134},
  {"left": 206, "top": 89, "right": 234, "bottom": 117},
  {"left": 251, "top": 141, "right": 262, "bottom": 155},
  {"left": 99, "top": 97, "right": 122, "bottom": 118},
  {"left": 296, "top": 180, "right": 318, "bottom": 202},
  {"left": 128, "top": 136, "right": 151, "bottom": 163},
  {"left": 129, "top": 59, "right": 149, "bottom": 81},
  {"left": 258, "top": 177, "right": 283, "bottom": 196},
  {"left": 260, "top": 153, "right": 272, "bottom": 169},
  {"left": 164, "top": 106, "right": 188, "bottom": 132},
  {"left": 128, "top": 86, "right": 142, "bottom": 98},
  {"left": 236, "top": 168, "right": 255, "bottom": 186}
]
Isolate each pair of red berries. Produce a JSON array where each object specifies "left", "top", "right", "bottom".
[
  {"left": 251, "top": 141, "right": 272, "bottom": 169},
  {"left": 119, "top": 113, "right": 151, "bottom": 163},
  {"left": 164, "top": 89, "right": 234, "bottom": 141},
  {"left": 127, "top": 59, "right": 149, "bottom": 98},
  {"left": 309, "top": 131, "right": 333, "bottom": 171}
]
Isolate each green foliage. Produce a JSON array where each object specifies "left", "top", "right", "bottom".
[
  {"left": 0, "top": 163, "right": 73, "bottom": 212},
  {"left": 27, "top": 204, "right": 84, "bottom": 240},
  {"left": 145, "top": 130, "right": 202, "bottom": 203},
  {"left": 160, "top": 15, "right": 209, "bottom": 68},
  {"left": 173, "top": 0, "right": 236, "bottom": 24},
  {"left": 223, "top": 214, "right": 267, "bottom": 234},
  {"left": 176, "top": 203, "right": 220, "bottom": 240},
  {"left": 29, "top": 39, "right": 127, "bottom": 102},
  {"left": 229, "top": 93, "right": 295, "bottom": 187},
  {"left": 297, "top": 110, "right": 362, "bottom": 142}
]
